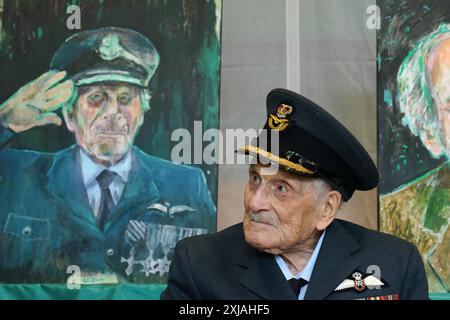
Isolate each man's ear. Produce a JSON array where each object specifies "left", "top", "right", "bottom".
[
  {"left": 316, "top": 190, "right": 342, "bottom": 231},
  {"left": 62, "top": 108, "right": 76, "bottom": 132}
]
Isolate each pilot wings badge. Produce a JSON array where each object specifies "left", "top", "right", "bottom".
[
  {"left": 335, "top": 271, "right": 385, "bottom": 293},
  {"left": 147, "top": 202, "right": 195, "bottom": 218}
]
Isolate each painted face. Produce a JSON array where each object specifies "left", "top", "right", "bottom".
[
  {"left": 428, "top": 37, "right": 450, "bottom": 158},
  {"left": 66, "top": 83, "right": 144, "bottom": 165},
  {"left": 243, "top": 164, "right": 325, "bottom": 255}
]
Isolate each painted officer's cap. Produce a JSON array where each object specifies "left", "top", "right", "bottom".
[
  {"left": 239, "top": 88, "right": 379, "bottom": 201},
  {"left": 50, "top": 27, "right": 159, "bottom": 87}
]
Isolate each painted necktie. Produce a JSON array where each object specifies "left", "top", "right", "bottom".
[{"left": 96, "top": 170, "right": 118, "bottom": 231}]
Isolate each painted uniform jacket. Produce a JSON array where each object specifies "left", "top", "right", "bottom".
[
  {"left": 161, "top": 219, "right": 429, "bottom": 300},
  {"left": 0, "top": 126, "right": 216, "bottom": 283}
]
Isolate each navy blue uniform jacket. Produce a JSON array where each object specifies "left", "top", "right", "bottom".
[{"left": 162, "top": 219, "right": 428, "bottom": 300}]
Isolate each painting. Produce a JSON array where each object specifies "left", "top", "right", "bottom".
[
  {"left": 0, "top": 0, "right": 221, "bottom": 299},
  {"left": 378, "top": 0, "right": 449, "bottom": 298}
]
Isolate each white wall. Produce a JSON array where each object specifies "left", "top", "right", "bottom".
[{"left": 218, "top": 0, "right": 378, "bottom": 231}]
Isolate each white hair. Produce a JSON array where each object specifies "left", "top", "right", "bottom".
[{"left": 397, "top": 24, "right": 450, "bottom": 158}]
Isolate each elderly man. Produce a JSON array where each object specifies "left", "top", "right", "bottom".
[
  {"left": 380, "top": 24, "right": 450, "bottom": 293},
  {"left": 161, "top": 89, "right": 428, "bottom": 300},
  {"left": 0, "top": 27, "right": 215, "bottom": 284}
]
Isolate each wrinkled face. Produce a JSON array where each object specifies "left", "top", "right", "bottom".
[
  {"left": 243, "top": 164, "right": 326, "bottom": 255},
  {"left": 65, "top": 83, "right": 144, "bottom": 165},
  {"left": 428, "top": 38, "right": 450, "bottom": 158}
]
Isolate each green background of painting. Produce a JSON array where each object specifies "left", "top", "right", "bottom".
[{"left": 0, "top": 0, "right": 221, "bottom": 299}]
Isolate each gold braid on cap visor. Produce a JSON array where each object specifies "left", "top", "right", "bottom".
[{"left": 239, "top": 145, "right": 316, "bottom": 175}]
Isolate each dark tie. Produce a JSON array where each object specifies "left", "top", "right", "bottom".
[
  {"left": 96, "top": 170, "right": 118, "bottom": 231},
  {"left": 288, "top": 278, "right": 308, "bottom": 297}
]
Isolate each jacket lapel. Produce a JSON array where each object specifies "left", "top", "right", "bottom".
[
  {"left": 237, "top": 236, "right": 297, "bottom": 300},
  {"left": 44, "top": 146, "right": 162, "bottom": 237},
  {"left": 36, "top": 145, "right": 163, "bottom": 241},
  {"left": 304, "top": 219, "right": 361, "bottom": 300},
  {"left": 104, "top": 147, "right": 161, "bottom": 233},
  {"left": 44, "top": 146, "right": 102, "bottom": 238}
]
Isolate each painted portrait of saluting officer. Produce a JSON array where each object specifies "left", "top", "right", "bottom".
[{"left": 0, "top": 0, "right": 221, "bottom": 296}]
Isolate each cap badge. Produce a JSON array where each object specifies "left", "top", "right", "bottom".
[
  {"left": 268, "top": 104, "right": 294, "bottom": 132},
  {"left": 97, "top": 33, "right": 149, "bottom": 73},
  {"left": 98, "top": 34, "right": 124, "bottom": 61}
]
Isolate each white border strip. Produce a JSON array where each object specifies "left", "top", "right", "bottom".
[{"left": 286, "top": 0, "right": 300, "bottom": 92}]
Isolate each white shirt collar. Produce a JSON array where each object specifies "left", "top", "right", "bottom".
[
  {"left": 275, "top": 230, "right": 326, "bottom": 282},
  {"left": 79, "top": 148, "right": 132, "bottom": 188}
]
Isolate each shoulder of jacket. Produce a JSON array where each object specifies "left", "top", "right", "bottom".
[
  {"left": 133, "top": 146, "right": 203, "bottom": 177},
  {"left": 336, "top": 219, "right": 414, "bottom": 251},
  {"left": 180, "top": 223, "right": 244, "bottom": 256}
]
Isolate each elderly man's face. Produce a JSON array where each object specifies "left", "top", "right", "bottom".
[
  {"left": 65, "top": 83, "right": 144, "bottom": 165},
  {"left": 243, "top": 164, "right": 328, "bottom": 255},
  {"left": 428, "top": 37, "right": 450, "bottom": 158}
]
